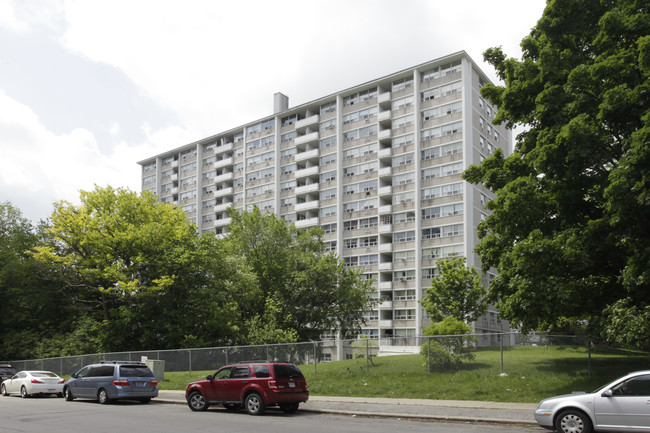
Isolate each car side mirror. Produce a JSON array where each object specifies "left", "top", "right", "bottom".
[
  {"left": 206, "top": 375, "right": 213, "bottom": 381},
  {"left": 602, "top": 389, "right": 613, "bottom": 397},
  {"left": 71, "top": 373, "right": 77, "bottom": 379}
]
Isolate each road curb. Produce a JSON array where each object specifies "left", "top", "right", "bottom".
[{"left": 152, "top": 397, "right": 537, "bottom": 426}]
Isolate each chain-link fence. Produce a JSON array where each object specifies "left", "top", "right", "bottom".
[{"left": 2, "top": 332, "right": 592, "bottom": 378}]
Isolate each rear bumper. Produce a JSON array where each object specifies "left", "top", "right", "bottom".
[
  {"left": 109, "top": 386, "right": 159, "bottom": 400},
  {"left": 269, "top": 391, "right": 309, "bottom": 404}
]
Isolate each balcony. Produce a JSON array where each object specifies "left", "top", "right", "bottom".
[
  {"left": 295, "top": 131, "right": 319, "bottom": 146},
  {"left": 378, "top": 243, "right": 393, "bottom": 253},
  {"left": 213, "top": 157, "right": 233, "bottom": 170},
  {"left": 378, "top": 110, "right": 391, "bottom": 122},
  {"left": 294, "top": 148, "right": 319, "bottom": 163},
  {"left": 379, "top": 281, "right": 393, "bottom": 290},
  {"left": 378, "top": 147, "right": 392, "bottom": 159},
  {"left": 294, "top": 217, "right": 319, "bottom": 229},
  {"left": 378, "top": 262, "right": 392, "bottom": 271},
  {"left": 380, "top": 300, "right": 393, "bottom": 309},
  {"left": 295, "top": 200, "right": 320, "bottom": 212},
  {"left": 378, "top": 167, "right": 392, "bottom": 178},
  {"left": 379, "top": 320, "right": 393, "bottom": 328},
  {"left": 378, "top": 204, "right": 392, "bottom": 215},
  {"left": 295, "top": 166, "right": 319, "bottom": 178},
  {"left": 296, "top": 114, "right": 319, "bottom": 129},
  {"left": 214, "top": 202, "right": 232, "bottom": 213},
  {"left": 213, "top": 187, "right": 233, "bottom": 198},
  {"left": 379, "top": 185, "right": 392, "bottom": 196},
  {"left": 213, "top": 217, "right": 232, "bottom": 227},
  {"left": 378, "top": 92, "right": 391, "bottom": 104},
  {"left": 378, "top": 129, "right": 392, "bottom": 141},
  {"left": 214, "top": 172, "right": 233, "bottom": 183},
  {"left": 295, "top": 183, "right": 319, "bottom": 195}
]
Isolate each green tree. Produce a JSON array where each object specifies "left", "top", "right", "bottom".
[
  {"left": 0, "top": 202, "right": 72, "bottom": 360},
  {"left": 226, "top": 206, "right": 373, "bottom": 342},
  {"left": 30, "top": 186, "right": 251, "bottom": 352},
  {"left": 420, "top": 257, "right": 487, "bottom": 323},
  {"left": 463, "top": 0, "right": 650, "bottom": 345}
]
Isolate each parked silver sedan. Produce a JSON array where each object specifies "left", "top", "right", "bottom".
[
  {"left": 535, "top": 370, "right": 650, "bottom": 433},
  {"left": 0, "top": 371, "right": 65, "bottom": 398}
]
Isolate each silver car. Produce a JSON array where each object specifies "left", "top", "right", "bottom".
[{"left": 535, "top": 370, "right": 650, "bottom": 433}]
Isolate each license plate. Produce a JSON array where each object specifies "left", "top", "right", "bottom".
[
  {"left": 288, "top": 382, "right": 295, "bottom": 388},
  {"left": 47, "top": 389, "right": 56, "bottom": 392}
]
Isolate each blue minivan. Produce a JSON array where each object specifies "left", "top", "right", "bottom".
[{"left": 64, "top": 361, "right": 158, "bottom": 404}]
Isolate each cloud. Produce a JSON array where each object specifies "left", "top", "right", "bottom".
[{"left": 0, "top": 89, "right": 188, "bottom": 222}]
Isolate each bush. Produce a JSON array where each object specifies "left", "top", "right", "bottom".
[{"left": 420, "top": 317, "right": 476, "bottom": 371}]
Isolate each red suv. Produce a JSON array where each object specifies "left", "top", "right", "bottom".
[{"left": 185, "top": 361, "right": 308, "bottom": 415}]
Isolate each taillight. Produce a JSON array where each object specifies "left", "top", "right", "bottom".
[
  {"left": 58, "top": 379, "right": 65, "bottom": 384},
  {"left": 268, "top": 380, "right": 278, "bottom": 389},
  {"left": 149, "top": 380, "right": 158, "bottom": 386},
  {"left": 112, "top": 380, "right": 130, "bottom": 386},
  {"left": 31, "top": 379, "right": 43, "bottom": 384}
]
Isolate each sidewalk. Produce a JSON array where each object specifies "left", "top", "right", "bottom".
[{"left": 155, "top": 390, "right": 538, "bottom": 426}]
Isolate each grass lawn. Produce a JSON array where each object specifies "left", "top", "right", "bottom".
[{"left": 159, "top": 346, "right": 649, "bottom": 403}]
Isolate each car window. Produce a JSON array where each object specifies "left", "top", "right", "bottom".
[
  {"left": 273, "top": 364, "right": 304, "bottom": 379},
  {"left": 14, "top": 372, "right": 26, "bottom": 379},
  {"left": 75, "top": 366, "right": 91, "bottom": 378},
  {"left": 214, "top": 368, "right": 232, "bottom": 379},
  {"left": 119, "top": 366, "right": 154, "bottom": 377},
  {"left": 89, "top": 366, "right": 115, "bottom": 377},
  {"left": 253, "top": 365, "right": 270, "bottom": 378},
  {"left": 230, "top": 367, "right": 250, "bottom": 379},
  {"left": 612, "top": 375, "right": 650, "bottom": 396}
]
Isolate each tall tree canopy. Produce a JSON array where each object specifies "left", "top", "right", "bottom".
[
  {"left": 30, "top": 186, "right": 255, "bottom": 352},
  {"left": 463, "top": 0, "right": 650, "bottom": 347},
  {"left": 225, "top": 207, "right": 373, "bottom": 341}
]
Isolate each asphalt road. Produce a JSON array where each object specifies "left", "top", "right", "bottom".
[{"left": 0, "top": 395, "right": 542, "bottom": 433}]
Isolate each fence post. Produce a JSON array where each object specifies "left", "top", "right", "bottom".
[
  {"left": 313, "top": 342, "right": 317, "bottom": 374},
  {"left": 500, "top": 334, "right": 504, "bottom": 374},
  {"left": 588, "top": 342, "right": 592, "bottom": 377},
  {"left": 366, "top": 338, "right": 369, "bottom": 374},
  {"left": 189, "top": 349, "right": 192, "bottom": 376},
  {"left": 427, "top": 336, "right": 431, "bottom": 373}
]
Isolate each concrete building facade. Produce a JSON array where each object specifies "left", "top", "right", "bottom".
[{"left": 138, "top": 51, "right": 511, "bottom": 350}]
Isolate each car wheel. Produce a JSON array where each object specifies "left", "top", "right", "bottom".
[
  {"left": 64, "top": 387, "right": 74, "bottom": 401},
  {"left": 21, "top": 386, "right": 29, "bottom": 398},
  {"left": 187, "top": 391, "right": 208, "bottom": 411},
  {"left": 223, "top": 403, "right": 241, "bottom": 411},
  {"left": 1, "top": 384, "right": 7, "bottom": 396},
  {"left": 281, "top": 402, "right": 299, "bottom": 413},
  {"left": 97, "top": 388, "right": 110, "bottom": 405},
  {"left": 556, "top": 409, "right": 593, "bottom": 433},
  {"left": 57, "top": 392, "right": 63, "bottom": 398},
  {"left": 244, "top": 392, "right": 265, "bottom": 416}
]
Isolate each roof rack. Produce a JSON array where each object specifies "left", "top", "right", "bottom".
[
  {"left": 236, "top": 360, "right": 269, "bottom": 364},
  {"left": 98, "top": 361, "right": 145, "bottom": 365}
]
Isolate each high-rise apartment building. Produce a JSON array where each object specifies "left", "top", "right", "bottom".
[{"left": 139, "top": 51, "right": 511, "bottom": 350}]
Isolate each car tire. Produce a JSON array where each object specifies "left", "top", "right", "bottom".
[
  {"left": 187, "top": 391, "right": 208, "bottom": 411},
  {"left": 555, "top": 409, "right": 593, "bottom": 433},
  {"left": 57, "top": 392, "right": 63, "bottom": 398},
  {"left": 1, "top": 384, "right": 7, "bottom": 396},
  {"left": 97, "top": 388, "right": 110, "bottom": 405},
  {"left": 64, "top": 387, "right": 74, "bottom": 401},
  {"left": 281, "top": 402, "right": 299, "bottom": 413},
  {"left": 20, "top": 386, "right": 29, "bottom": 398},
  {"left": 244, "top": 392, "right": 265, "bottom": 416}
]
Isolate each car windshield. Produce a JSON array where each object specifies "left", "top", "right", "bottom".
[
  {"left": 0, "top": 367, "right": 16, "bottom": 374},
  {"left": 119, "top": 366, "right": 154, "bottom": 377},
  {"left": 274, "top": 364, "right": 304, "bottom": 379}
]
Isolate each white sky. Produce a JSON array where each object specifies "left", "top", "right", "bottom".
[{"left": 0, "top": 0, "right": 547, "bottom": 223}]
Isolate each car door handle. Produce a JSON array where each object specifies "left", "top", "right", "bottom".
[{"left": 242, "top": 381, "right": 248, "bottom": 384}]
